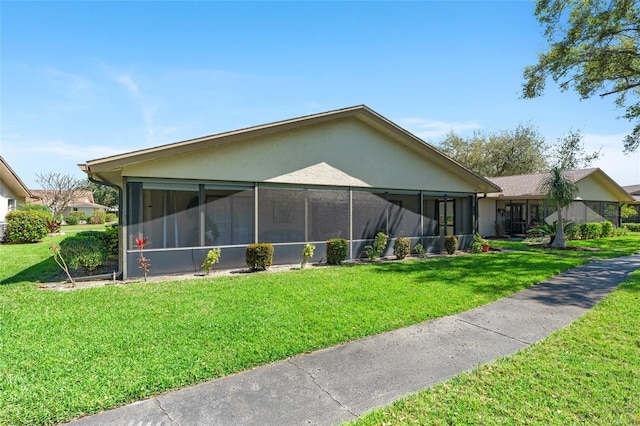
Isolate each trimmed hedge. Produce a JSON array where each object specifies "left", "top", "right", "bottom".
[
  {"left": 246, "top": 243, "right": 273, "bottom": 271},
  {"left": 601, "top": 221, "right": 613, "bottom": 238},
  {"left": 4, "top": 210, "right": 50, "bottom": 243},
  {"left": 623, "top": 223, "right": 640, "bottom": 232},
  {"left": 580, "top": 222, "right": 602, "bottom": 240},
  {"left": 326, "top": 238, "right": 348, "bottom": 265},
  {"left": 59, "top": 231, "right": 109, "bottom": 271}
]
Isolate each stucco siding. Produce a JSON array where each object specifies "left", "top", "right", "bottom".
[
  {"left": 0, "top": 185, "right": 19, "bottom": 221},
  {"left": 122, "top": 118, "right": 478, "bottom": 193},
  {"left": 576, "top": 175, "right": 622, "bottom": 202}
]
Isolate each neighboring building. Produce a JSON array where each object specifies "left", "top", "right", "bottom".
[
  {"left": 622, "top": 184, "right": 640, "bottom": 223},
  {"left": 0, "top": 156, "right": 33, "bottom": 221},
  {"left": 478, "top": 168, "right": 634, "bottom": 237},
  {"left": 29, "top": 190, "right": 108, "bottom": 218},
  {"left": 80, "top": 105, "right": 500, "bottom": 278}
]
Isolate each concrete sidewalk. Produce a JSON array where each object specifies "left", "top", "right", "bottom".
[{"left": 68, "top": 255, "right": 640, "bottom": 426}]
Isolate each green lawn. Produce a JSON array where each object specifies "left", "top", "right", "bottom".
[
  {"left": 490, "top": 234, "right": 640, "bottom": 258},
  {"left": 0, "top": 239, "right": 588, "bottom": 425},
  {"left": 350, "top": 269, "right": 640, "bottom": 425}
]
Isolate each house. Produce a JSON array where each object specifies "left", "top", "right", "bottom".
[
  {"left": 29, "top": 190, "right": 108, "bottom": 218},
  {"left": 79, "top": 105, "right": 500, "bottom": 278},
  {"left": 622, "top": 184, "right": 640, "bottom": 223},
  {"left": 478, "top": 168, "right": 634, "bottom": 237},
  {"left": 0, "top": 156, "right": 33, "bottom": 221}
]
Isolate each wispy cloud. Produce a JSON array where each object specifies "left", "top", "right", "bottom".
[
  {"left": 21, "top": 140, "right": 122, "bottom": 161},
  {"left": 582, "top": 133, "right": 640, "bottom": 185},
  {"left": 115, "top": 73, "right": 140, "bottom": 97},
  {"left": 398, "top": 118, "right": 482, "bottom": 140}
]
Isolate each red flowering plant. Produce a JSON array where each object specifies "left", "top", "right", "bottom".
[{"left": 135, "top": 236, "right": 151, "bottom": 281}]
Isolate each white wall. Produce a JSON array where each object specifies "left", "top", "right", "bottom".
[
  {"left": 478, "top": 197, "right": 496, "bottom": 237},
  {"left": 122, "top": 118, "right": 481, "bottom": 194},
  {"left": 0, "top": 184, "right": 19, "bottom": 221}
]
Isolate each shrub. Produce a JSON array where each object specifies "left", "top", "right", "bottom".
[
  {"left": 89, "top": 212, "right": 106, "bottom": 224},
  {"left": 105, "top": 213, "right": 117, "bottom": 223},
  {"left": 64, "top": 215, "right": 80, "bottom": 225},
  {"left": 373, "top": 232, "right": 389, "bottom": 257},
  {"left": 4, "top": 210, "right": 50, "bottom": 243},
  {"left": 413, "top": 243, "right": 426, "bottom": 257},
  {"left": 246, "top": 243, "right": 273, "bottom": 271},
  {"left": 326, "top": 238, "right": 348, "bottom": 265},
  {"left": 201, "top": 248, "right": 222, "bottom": 275},
  {"left": 470, "top": 232, "right": 487, "bottom": 254},
  {"left": 363, "top": 245, "right": 377, "bottom": 261},
  {"left": 580, "top": 222, "right": 602, "bottom": 239},
  {"left": 69, "top": 211, "right": 87, "bottom": 222},
  {"left": 444, "top": 235, "right": 458, "bottom": 255},
  {"left": 393, "top": 237, "right": 411, "bottom": 260},
  {"left": 614, "top": 226, "right": 629, "bottom": 236},
  {"left": 623, "top": 223, "right": 640, "bottom": 232},
  {"left": 601, "top": 221, "right": 613, "bottom": 237},
  {"left": 104, "top": 225, "right": 119, "bottom": 254},
  {"left": 59, "top": 232, "right": 109, "bottom": 271},
  {"left": 301, "top": 243, "right": 315, "bottom": 268},
  {"left": 564, "top": 222, "right": 579, "bottom": 240}
]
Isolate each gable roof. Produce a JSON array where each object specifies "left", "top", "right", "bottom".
[
  {"left": 623, "top": 184, "right": 640, "bottom": 195},
  {"left": 623, "top": 184, "right": 640, "bottom": 202},
  {"left": 29, "top": 190, "right": 107, "bottom": 210},
  {"left": 80, "top": 105, "right": 501, "bottom": 193},
  {"left": 485, "top": 168, "right": 633, "bottom": 202},
  {"left": 0, "top": 156, "right": 33, "bottom": 199}
]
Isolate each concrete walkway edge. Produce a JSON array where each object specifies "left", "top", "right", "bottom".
[{"left": 67, "top": 255, "right": 640, "bottom": 426}]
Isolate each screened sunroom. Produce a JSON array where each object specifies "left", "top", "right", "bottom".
[
  {"left": 81, "top": 105, "right": 499, "bottom": 278},
  {"left": 124, "top": 178, "right": 476, "bottom": 277}
]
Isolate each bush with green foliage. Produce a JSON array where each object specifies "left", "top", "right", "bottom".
[
  {"left": 105, "top": 213, "right": 117, "bottom": 223},
  {"left": 301, "top": 243, "right": 315, "bottom": 268},
  {"left": 69, "top": 211, "right": 87, "bottom": 222},
  {"left": 201, "top": 248, "right": 222, "bottom": 275},
  {"left": 623, "top": 223, "right": 640, "bottom": 232},
  {"left": 4, "top": 210, "right": 50, "bottom": 243},
  {"left": 580, "top": 222, "right": 602, "bottom": 240},
  {"left": 89, "top": 212, "right": 106, "bottom": 224},
  {"left": 326, "top": 238, "right": 348, "bottom": 265},
  {"left": 600, "top": 221, "right": 613, "bottom": 238},
  {"left": 470, "top": 232, "right": 487, "bottom": 254},
  {"left": 246, "top": 243, "right": 273, "bottom": 271},
  {"left": 103, "top": 225, "right": 119, "bottom": 254},
  {"left": 444, "top": 235, "right": 458, "bottom": 254},
  {"left": 393, "top": 237, "right": 411, "bottom": 260},
  {"left": 373, "top": 232, "right": 388, "bottom": 257},
  {"left": 24, "top": 203, "right": 50, "bottom": 213},
  {"left": 564, "top": 222, "right": 580, "bottom": 240},
  {"left": 59, "top": 231, "right": 109, "bottom": 271},
  {"left": 413, "top": 243, "right": 426, "bottom": 257},
  {"left": 614, "top": 226, "right": 629, "bottom": 236},
  {"left": 64, "top": 215, "right": 80, "bottom": 225}
]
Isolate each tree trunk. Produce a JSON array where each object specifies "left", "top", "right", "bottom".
[{"left": 551, "top": 202, "right": 566, "bottom": 248}]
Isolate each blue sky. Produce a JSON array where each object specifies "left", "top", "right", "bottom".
[{"left": 2, "top": 1, "right": 639, "bottom": 189}]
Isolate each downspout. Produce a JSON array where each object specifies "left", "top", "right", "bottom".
[{"left": 87, "top": 173, "right": 124, "bottom": 280}]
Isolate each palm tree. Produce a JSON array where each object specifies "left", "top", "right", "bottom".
[{"left": 539, "top": 167, "right": 579, "bottom": 248}]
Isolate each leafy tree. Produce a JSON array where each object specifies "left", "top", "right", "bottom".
[
  {"left": 539, "top": 167, "right": 579, "bottom": 248},
  {"left": 88, "top": 181, "right": 119, "bottom": 209},
  {"left": 550, "top": 129, "right": 602, "bottom": 169},
  {"left": 523, "top": 0, "right": 640, "bottom": 153},
  {"left": 438, "top": 124, "right": 549, "bottom": 177},
  {"left": 34, "top": 172, "right": 89, "bottom": 219}
]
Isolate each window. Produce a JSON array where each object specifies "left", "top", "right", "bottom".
[
  {"left": 258, "top": 187, "right": 305, "bottom": 243},
  {"left": 204, "top": 187, "right": 254, "bottom": 246},
  {"left": 8, "top": 199, "right": 16, "bottom": 212}
]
